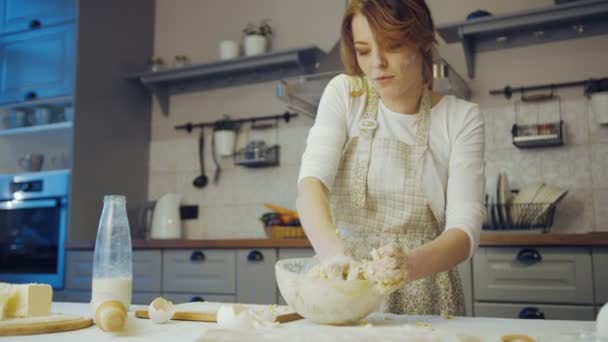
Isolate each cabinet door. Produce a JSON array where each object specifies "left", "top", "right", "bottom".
[
  {"left": 61, "top": 289, "right": 91, "bottom": 303},
  {"left": 132, "top": 291, "right": 161, "bottom": 305},
  {"left": 161, "top": 292, "right": 236, "bottom": 305},
  {"left": 474, "top": 302, "right": 596, "bottom": 321},
  {"left": 593, "top": 248, "right": 608, "bottom": 305},
  {"left": 236, "top": 249, "right": 277, "bottom": 305},
  {"left": 0, "top": 0, "right": 76, "bottom": 34},
  {"left": 0, "top": 24, "right": 74, "bottom": 105},
  {"left": 65, "top": 250, "right": 93, "bottom": 290},
  {"left": 133, "top": 250, "right": 162, "bottom": 292},
  {"left": 473, "top": 247, "right": 593, "bottom": 304},
  {"left": 163, "top": 250, "right": 236, "bottom": 294}
]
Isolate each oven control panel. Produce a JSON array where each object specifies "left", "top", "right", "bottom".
[{"left": 11, "top": 180, "right": 43, "bottom": 193}]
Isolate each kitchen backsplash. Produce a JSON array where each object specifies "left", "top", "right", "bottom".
[
  {"left": 148, "top": 92, "right": 608, "bottom": 238},
  {"left": 147, "top": 0, "right": 608, "bottom": 239}
]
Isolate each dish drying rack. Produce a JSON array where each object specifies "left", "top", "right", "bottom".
[{"left": 483, "top": 202, "right": 557, "bottom": 232}]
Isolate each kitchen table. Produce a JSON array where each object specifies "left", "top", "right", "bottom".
[{"left": 7, "top": 302, "right": 599, "bottom": 341}]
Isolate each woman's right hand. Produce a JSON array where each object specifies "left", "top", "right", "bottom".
[{"left": 363, "top": 244, "right": 409, "bottom": 295}]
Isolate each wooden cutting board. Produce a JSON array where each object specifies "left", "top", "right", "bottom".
[
  {"left": 0, "top": 314, "right": 93, "bottom": 336},
  {"left": 135, "top": 302, "right": 302, "bottom": 323}
]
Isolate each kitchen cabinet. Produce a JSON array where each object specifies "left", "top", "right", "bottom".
[
  {"left": 0, "top": 24, "right": 74, "bottom": 105},
  {"left": 161, "top": 293, "right": 236, "bottom": 304},
  {"left": 236, "top": 249, "right": 277, "bottom": 305},
  {"left": 65, "top": 250, "right": 93, "bottom": 290},
  {"left": 593, "top": 248, "right": 608, "bottom": 305},
  {"left": 64, "top": 250, "right": 162, "bottom": 303},
  {"left": 0, "top": 0, "right": 76, "bottom": 35},
  {"left": 133, "top": 292, "right": 161, "bottom": 305},
  {"left": 474, "top": 302, "right": 596, "bottom": 321},
  {"left": 473, "top": 247, "right": 593, "bottom": 304},
  {"left": 276, "top": 248, "right": 315, "bottom": 305},
  {"left": 162, "top": 250, "right": 236, "bottom": 294}
]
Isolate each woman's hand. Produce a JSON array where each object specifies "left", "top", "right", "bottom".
[
  {"left": 312, "top": 255, "right": 362, "bottom": 281},
  {"left": 363, "top": 244, "right": 409, "bottom": 295}
]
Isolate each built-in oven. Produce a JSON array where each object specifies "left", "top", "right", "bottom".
[{"left": 0, "top": 170, "right": 69, "bottom": 289}]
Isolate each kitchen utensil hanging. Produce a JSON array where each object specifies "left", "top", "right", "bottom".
[
  {"left": 234, "top": 118, "right": 281, "bottom": 167},
  {"left": 192, "top": 129, "right": 209, "bottom": 188},
  {"left": 511, "top": 89, "right": 565, "bottom": 148}
]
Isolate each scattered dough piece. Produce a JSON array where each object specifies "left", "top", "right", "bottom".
[{"left": 501, "top": 334, "right": 535, "bottom": 342}]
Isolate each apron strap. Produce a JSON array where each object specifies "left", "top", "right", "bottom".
[{"left": 352, "top": 79, "right": 379, "bottom": 208}]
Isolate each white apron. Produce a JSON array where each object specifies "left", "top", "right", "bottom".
[{"left": 331, "top": 78, "right": 464, "bottom": 315}]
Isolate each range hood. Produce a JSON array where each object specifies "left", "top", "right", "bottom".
[{"left": 276, "top": 43, "right": 471, "bottom": 117}]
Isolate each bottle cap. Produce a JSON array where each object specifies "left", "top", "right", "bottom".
[{"left": 95, "top": 300, "right": 127, "bottom": 332}]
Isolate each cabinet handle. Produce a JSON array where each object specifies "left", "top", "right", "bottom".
[
  {"left": 247, "top": 250, "right": 264, "bottom": 262},
  {"left": 189, "top": 250, "right": 205, "bottom": 262},
  {"left": 518, "top": 307, "right": 545, "bottom": 319},
  {"left": 516, "top": 248, "right": 542, "bottom": 265},
  {"left": 24, "top": 91, "right": 38, "bottom": 101},
  {"left": 190, "top": 296, "right": 205, "bottom": 302},
  {"left": 29, "top": 19, "right": 41, "bottom": 29}
]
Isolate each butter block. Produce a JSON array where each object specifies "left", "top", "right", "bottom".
[{"left": 0, "top": 283, "right": 52, "bottom": 318}]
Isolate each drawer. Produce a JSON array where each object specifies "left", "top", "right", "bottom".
[
  {"left": 132, "top": 292, "right": 161, "bottom": 305},
  {"left": 473, "top": 247, "right": 593, "bottom": 304},
  {"left": 53, "top": 289, "right": 64, "bottom": 302},
  {"left": 236, "top": 249, "right": 277, "bottom": 305},
  {"left": 65, "top": 251, "right": 94, "bottom": 290},
  {"left": 593, "top": 248, "right": 608, "bottom": 304},
  {"left": 277, "top": 248, "right": 315, "bottom": 260},
  {"left": 61, "top": 289, "right": 91, "bottom": 303},
  {"left": 161, "top": 292, "right": 236, "bottom": 304},
  {"left": 133, "top": 250, "right": 162, "bottom": 292},
  {"left": 474, "top": 302, "right": 596, "bottom": 321},
  {"left": 162, "top": 249, "right": 236, "bottom": 294}
]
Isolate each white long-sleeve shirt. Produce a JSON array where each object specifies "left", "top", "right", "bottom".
[{"left": 298, "top": 74, "right": 486, "bottom": 260}]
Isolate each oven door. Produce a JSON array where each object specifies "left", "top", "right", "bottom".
[{"left": 0, "top": 197, "right": 67, "bottom": 289}]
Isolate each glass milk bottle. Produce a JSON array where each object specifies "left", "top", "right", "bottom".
[{"left": 91, "top": 195, "right": 133, "bottom": 317}]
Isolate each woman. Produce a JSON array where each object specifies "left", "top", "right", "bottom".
[{"left": 296, "top": 0, "right": 485, "bottom": 316}]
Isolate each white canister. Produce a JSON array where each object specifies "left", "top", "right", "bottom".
[
  {"left": 591, "top": 91, "right": 608, "bottom": 125},
  {"left": 213, "top": 130, "right": 237, "bottom": 157},
  {"left": 243, "top": 35, "right": 267, "bottom": 56},
  {"left": 219, "top": 40, "right": 239, "bottom": 60}
]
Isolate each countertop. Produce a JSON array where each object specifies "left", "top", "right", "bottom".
[
  {"left": 8, "top": 302, "right": 598, "bottom": 341},
  {"left": 65, "top": 232, "right": 608, "bottom": 250}
]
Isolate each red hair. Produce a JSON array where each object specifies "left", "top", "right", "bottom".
[{"left": 340, "top": 0, "right": 437, "bottom": 86}]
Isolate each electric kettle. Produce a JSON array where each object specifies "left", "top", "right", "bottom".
[{"left": 137, "top": 193, "right": 182, "bottom": 239}]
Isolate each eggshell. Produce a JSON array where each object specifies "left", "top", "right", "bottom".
[{"left": 147, "top": 297, "right": 176, "bottom": 324}]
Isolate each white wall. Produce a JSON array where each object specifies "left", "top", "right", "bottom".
[{"left": 149, "top": 0, "right": 608, "bottom": 238}]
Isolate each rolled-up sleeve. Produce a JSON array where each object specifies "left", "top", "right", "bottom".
[
  {"left": 445, "top": 105, "right": 486, "bottom": 260},
  {"left": 298, "top": 76, "right": 349, "bottom": 190}
]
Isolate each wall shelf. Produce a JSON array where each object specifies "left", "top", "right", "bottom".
[
  {"left": 437, "top": 0, "right": 608, "bottom": 78},
  {"left": 0, "top": 121, "right": 72, "bottom": 137},
  {"left": 127, "top": 46, "right": 324, "bottom": 115}
]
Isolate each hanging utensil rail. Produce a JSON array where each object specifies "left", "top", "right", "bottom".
[
  {"left": 175, "top": 112, "right": 298, "bottom": 133},
  {"left": 489, "top": 77, "right": 608, "bottom": 99}
]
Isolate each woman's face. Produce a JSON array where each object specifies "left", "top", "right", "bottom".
[{"left": 351, "top": 13, "right": 423, "bottom": 100}]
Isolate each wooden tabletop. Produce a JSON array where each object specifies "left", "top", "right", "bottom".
[{"left": 65, "top": 232, "right": 608, "bottom": 250}]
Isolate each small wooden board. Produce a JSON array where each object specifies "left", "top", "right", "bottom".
[{"left": 0, "top": 314, "right": 93, "bottom": 336}]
